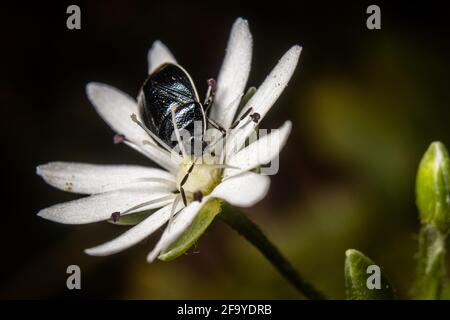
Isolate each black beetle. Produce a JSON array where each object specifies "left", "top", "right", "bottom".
[
  {"left": 139, "top": 63, "right": 208, "bottom": 154},
  {"left": 131, "top": 62, "right": 258, "bottom": 206}
]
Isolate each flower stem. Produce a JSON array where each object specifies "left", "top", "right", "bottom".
[{"left": 218, "top": 204, "right": 326, "bottom": 300}]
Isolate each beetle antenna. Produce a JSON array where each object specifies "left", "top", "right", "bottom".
[
  {"left": 130, "top": 113, "right": 174, "bottom": 154},
  {"left": 170, "top": 107, "right": 188, "bottom": 158}
]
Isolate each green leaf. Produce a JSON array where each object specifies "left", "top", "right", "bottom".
[
  {"left": 416, "top": 141, "right": 450, "bottom": 233},
  {"left": 158, "top": 198, "right": 223, "bottom": 261},
  {"left": 107, "top": 210, "right": 154, "bottom": 226},
  {"left": 345, "top": 249, "right": 396, "bottom": 300},
  {"left": 412, "top": 225, "right": 447, "bottom": 299}
]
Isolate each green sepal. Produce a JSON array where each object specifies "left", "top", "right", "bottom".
[{"left": 158, "top": 198, "right": 223, "bottom": 261}]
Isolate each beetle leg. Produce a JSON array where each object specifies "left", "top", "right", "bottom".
[
  {"left": 204, "top": 107, "right": 258, "bottom": 157},
  {"left": 205, "top": 107, "right": 254, "bottom": 149},
  {"left": 208, "top": 108, "right": 253, "bottom": 138}
]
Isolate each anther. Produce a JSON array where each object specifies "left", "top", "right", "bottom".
[
  {"left": 113, "top": 134, "right": 125, "bottom": 144},
  {"left": 181, "top": 188, "right": 187, "bottom": 206},
  {"left": 250, "top": 112, "right": 261, "bottom": 123},
  {"left": 193, "top": 191, "right": 203, "bottom": 202},
  {"left": 229, "top": 107, "right": 253, "bottom": 129},
  {"left": 207, "top": 78, "right": 217, "bottom": 91},
  {"left": 111, "top": 211, "right": 121, "bottom": 222}
]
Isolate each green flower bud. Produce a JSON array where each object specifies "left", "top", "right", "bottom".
[{"left": 416, "top": 142, "right": 450, "bottom": 233}]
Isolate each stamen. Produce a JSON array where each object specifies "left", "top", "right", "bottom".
[
  {"left": 203, "top": 97, "right": 250, "bottom": 155},
  {"left": 208, "top": 163, "right": 241, "bottom": 170},
  {"left": 207, "top": 78, "right": 217, "bottom": 91},
  {"left": 141, "top": 139, "right": 182, "bottom": 163},
  {"left": 123, "top": 140, "right": 181, "bottom": 167},
  {"left": 230, "top": 107, "right": 253, "bottom": 129},
  {"left": 204, "top": 107, "right": 255, "bottom": 158},
  {"left": 142, "top": 138, "right": 157, "bottom": 147},
  {"left": 250, "top": 112, "right": 261, "bottom": 123},
  {"left": 133, "top": 177, "right": 176, "bottom": 185},
  {"left": 99, "top": 176, "right": 176, "bottom": 191},
  {"left": 170, "top": 107, "right": 188, "bottom": 158},
  {"left": 203, "top": 134, "right": 224, "bottom": 156},
  {"left": 111, "top": 211, "right": 121, "bottom": 222},
  {"left": 167, "top": 195, "right": 182, "bottom": 231},
  {"left": 113, "top": 134, "right": 125, "bottom": 144},
  {"left": 112, "top": 194, "right": 175, "bottom": 218},
  {"left": 181, "top": 188, "right": 187, "bottom": 207},
  {"left": 193, "top": 191, "right": 203, "bottom": 202},
  {"left": 130, "top": 113, "right": 174, "bottom": 154},
  {"left": 204, "top": 78, "right": 217, "bottom": 112},
  {"left": 207, "top": 118, "right": 227, "bottom": 134}
]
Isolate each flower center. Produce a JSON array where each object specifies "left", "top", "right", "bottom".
[{"left": 175, "top": 156, "right": 222, "bottom": 201}]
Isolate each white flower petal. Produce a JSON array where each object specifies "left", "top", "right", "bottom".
[
  {"left": 147, "top": 200, "right": 205, "bottom": 262},
  {"left": 225, "top": 121, "right": 292, "bottom": 177},
  {"left": 86, "top": 82, "right": 146, "bottom": 145},
  {"left": 227, "top": 45, "right": 301, "bottom": 155},
  {"left": 123, "top": 140, "right": 179, "bottom": 174},
  {"left": 85, "top": 201, "right": 183, "bottom": 256},
  {"left": 147, "top": 40, "right": 177, "bottom": 74},
  {"left": 37, "top": 162, "right": 175, "bottom": 194},
  {"left": 211, "top": 172, "right": 270, "bottom": 207},
  {"left": 86, "top": 83, "right": 178, "bottom": 170},
  {"left": 37, "top": 187, "right": 174, "bottom": 225},
  {"left": 209, "top": 18, "right": 253, "bottom": 128}
]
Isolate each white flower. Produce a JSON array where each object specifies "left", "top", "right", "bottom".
[{"left": 36, "top": 18, "right": 301, "bottom": 262}]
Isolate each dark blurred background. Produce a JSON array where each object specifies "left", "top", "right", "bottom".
[{"left": 2, "top": 0, "right": 450, "bottom": 299}]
